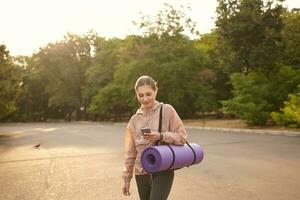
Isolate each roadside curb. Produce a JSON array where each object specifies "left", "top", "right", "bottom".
[
  {"left": 185, "top": 126, "right": 300, "bottom": 137},
  {"left": 107, "top": 122, "right": 300, "bottom": 137}
]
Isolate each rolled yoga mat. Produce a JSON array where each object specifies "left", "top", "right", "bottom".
[{"left": 141, "top": 143, "right": 204, "bottom": 173}]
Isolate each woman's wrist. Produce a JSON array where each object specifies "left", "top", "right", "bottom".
[{"left": 159, "top": 132, "right": 163, "bottom": 141}]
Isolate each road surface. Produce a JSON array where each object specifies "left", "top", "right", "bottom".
[{"left": 0, "top": 122, "right": 300, "bottom": 200}]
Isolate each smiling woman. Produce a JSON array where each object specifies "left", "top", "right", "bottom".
[
  {"left": 122, "top": 75, "right": 188, "bottom": 200},
  {"left": 135, "top": 76, "right": 158, "bottom": 110}
]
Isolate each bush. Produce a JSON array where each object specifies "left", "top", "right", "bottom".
[
  {"left": 221, "top": 72, "right": 271, "bottom": 125},
  {"left": 271, "top": 87, "right": 300, "bottom": 128},
  {"left": 222, "top": 67, "right": 300, "bottom": 126}
]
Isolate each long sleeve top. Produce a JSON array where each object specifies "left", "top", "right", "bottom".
[{"left": 122, "top": 100, "right": 187, "bottom": 182}]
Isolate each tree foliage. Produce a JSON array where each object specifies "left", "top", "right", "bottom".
[
  {"left": 271, "top": 85, "right": 300, "bottom": 128},
  {"left": 216, "top": 0, "right": 285, "bottom": 73},
  {"left": 222, "top": 66, "right": 300, "bottom": 125},
  {"left": 11, "top": 56, "right": 49, "bottom": 121},
  {"left": 282, "top": 9, "right": 300, "bottom": 68},
  {"left": 1, "top": 2, "right": 300, "bottom": 128},
  {"left": 0, "top": 45, "right": 21, "bottom": 120},
  {"left": 216, "top": 0, "right": 300, "bottom": 125}
]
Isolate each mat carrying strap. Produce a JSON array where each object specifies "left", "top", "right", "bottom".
[{"left": 156, "top": 103, "right": 197, "bottom": 170}]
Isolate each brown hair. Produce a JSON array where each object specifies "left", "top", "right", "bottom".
[{"left": 135, "top": 75, "right": 157, "bottom": 91}]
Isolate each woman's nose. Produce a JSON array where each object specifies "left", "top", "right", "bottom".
[
  {"left": 141, "top": 97, "right": 147, "bottom": 102},
  {"left": 141, "top": 96, "right": 149, "bottom": 102}
]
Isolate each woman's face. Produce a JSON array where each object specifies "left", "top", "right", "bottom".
[{"left": 136, "top": 85, "right": 157, "bottom": 110}]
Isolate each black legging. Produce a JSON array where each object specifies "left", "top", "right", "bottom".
[{"left": 135, "top": 170, "right": 174, "bottom": 200}]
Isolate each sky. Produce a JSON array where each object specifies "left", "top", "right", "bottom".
[{"left": 1, "top": 0, "right": 299, "bottom": 56}]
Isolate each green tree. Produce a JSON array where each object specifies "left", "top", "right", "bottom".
[
  {"left": 88, "top": 4, "right": 214, "bottom": 118},
  {"left": 196, "top": 32, "right": 233, "bottom": 114},
  {"left": 221, "top": 72, "right": 271, "bottom": 125},
  {"left": 127, "top": 4, "right": 214, "bottom": 117},
  {"left": 88, "top": 84, "right": 129, "bottom": 121},
  {"left": 84, "top": 37, "right": 123, "bottom": 109},
  {"left": 13, "top": 56, "right": 49, "bottom": 121},
  {"left": 216, "top": 0, "right": 285, "bottom": 73},
  {"left": 35, "top": 33, "right": 93, "bottom": 121},
  {"left": 134, "top": 3, "right": 199, "bottom": 38},
  {"left": 282, "top": 9, "right": 300, "bottom": 68},
  {"left": 0, "top": 45, "right": 21, "bottom": 120}
]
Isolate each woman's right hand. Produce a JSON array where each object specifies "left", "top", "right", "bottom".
[{"left": 122, "top": 181, "right": 131, "bottom": 196}]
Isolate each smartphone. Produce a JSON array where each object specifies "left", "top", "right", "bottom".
[{"left": 141, "top": 128, "right": 151, "bottom": 135}]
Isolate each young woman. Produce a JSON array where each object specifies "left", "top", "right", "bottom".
[{"left": 122, "top": 75, "right": 187, "bottom": 200}]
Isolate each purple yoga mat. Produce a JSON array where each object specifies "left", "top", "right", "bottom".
[{"left": 141, "top": 143, "right": 204, "bottom": 173}]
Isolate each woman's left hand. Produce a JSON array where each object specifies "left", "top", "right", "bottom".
[{"left": 143, "top": 131, "right": 160, "bottom": 142}]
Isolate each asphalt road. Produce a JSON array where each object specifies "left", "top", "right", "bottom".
[{"left": 0, "top": 122, "right": 299, "bottom": 200}]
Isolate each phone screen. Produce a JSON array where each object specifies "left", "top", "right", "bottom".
[{"left": 141, "top": 128, "right": 151, "bottom": 135}]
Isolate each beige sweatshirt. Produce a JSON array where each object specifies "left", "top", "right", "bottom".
[{"left": 122, "top": 101, "right": 187, "bottom": 182}]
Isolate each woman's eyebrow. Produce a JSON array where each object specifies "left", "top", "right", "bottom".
[{"left": 137, "top": 91, "right": 152, "bottom": 95}]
